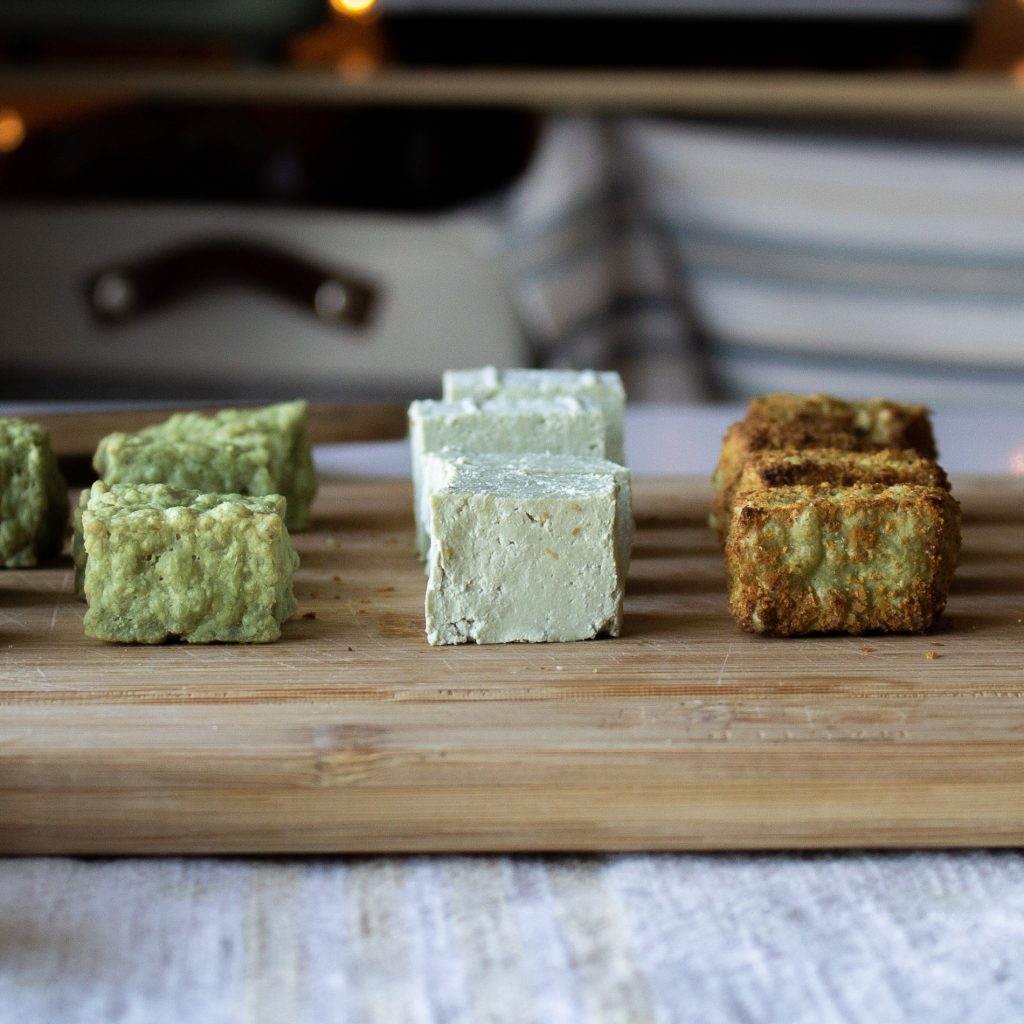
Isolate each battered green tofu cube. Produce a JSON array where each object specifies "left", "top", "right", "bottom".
[
  {"left": 725, "top": 483, "right": 960, "bottom": 636},
  {"left": 425, "top": 465, "right": 624, "bottom": 645},
  {"left": 0, "top": 417, "right": 68, "bottom": 567},
  {"left": 408, "top": 396, "right": 606, "bottom": 557},
  {"left": 93, "top": 400, "right": 317, "bottom": 530},
  {"left": 76, "top": 481, "right": 298, "bottom": 644},
  {"left": 442, "top": 367, "right": 627, "bottom": 464}
]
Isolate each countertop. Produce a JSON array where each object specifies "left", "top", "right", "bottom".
[{"left": 2, "top": 403, "right": 1023, "bottom": 1024}]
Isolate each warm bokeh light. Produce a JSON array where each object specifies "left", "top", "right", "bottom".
[
  {"left": 1011, "top": 448, "right": 1024, "bottom": 475},
  {"left": 0, "top": 107, "right": 26, "bottom": 153},
  {"left": 337, "top": 47, "right": 381, "bottom": 80},
  {"left": 330, "top": 0, "right": 378, "bottom": 16}
]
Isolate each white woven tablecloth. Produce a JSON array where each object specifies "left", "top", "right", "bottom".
[
  {"left": 4, "top": 852, "right": 1024, "bottom": 1024},
  {"left": 2, "top": 405, "right": 1023, "bottom": 1024}
]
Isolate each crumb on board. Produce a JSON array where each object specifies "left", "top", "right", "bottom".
[
  {"left": 926, "top": 650, "right": 940, "bottom": 660},
  {"left": 860, "top": 645, "right": 875, "bottom": 654},
  {"left": 302, "top": 611, "right": 316, "bottom": 620}
]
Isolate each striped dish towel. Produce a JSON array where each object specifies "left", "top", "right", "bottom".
[{"left": 463, "top": 115, "right": 1024, "bottom": 406}]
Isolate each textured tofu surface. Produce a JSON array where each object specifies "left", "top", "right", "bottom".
[
  {"left": 425, "top": 467, "right": 623, "bottom": 645},
  {"left": 735, "top": 448, "right": 949, "bottom": 498},
  {"left": 418, "top": 451, "right": 633, "bottom": 573},
  {"left": 725, "top": 483, "right": 961, "bottom": 636},
  {"left": 94, "top": 401, "right": 317, "bottom": 531},
  {"left": 76, "top": 481, "right": 298, "bottom": 644},
  {"left": 0, "top": 417, "right": 68, "bottom": 567},
  {"left": 408, "top": 397, "right": 607, "bottom": 556},
  {"left": 711, "top": 393, "right": 938, "bottom": 532},
  {"left": 442, "top": 367, "right": 626, "bottom": 463}
]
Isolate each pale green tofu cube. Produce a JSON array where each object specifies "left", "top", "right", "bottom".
[
  {"left": 425, "top": 465, "right": 624, "bottom": 645},
  {"left": 420, "top": 451, "right": 633, "bottom": 575},
  {"left": 408, "top": 396, "right": 606, "bottom": 557},
  {"left": 442, "top": 366, "right": 626, "bottom": 464}
]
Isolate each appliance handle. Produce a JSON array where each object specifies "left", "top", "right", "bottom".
[{"left": 84, "top": 236, "right": 378, "bottom": 331}]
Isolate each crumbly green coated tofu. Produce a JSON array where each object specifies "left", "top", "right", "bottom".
[
  {"left": 725, "top": 483, "right": 960, "bottom": 636},
  {"left": 93, "top": 400, "right": 317, "bottom": 530},
  {"left": 442, "top": 366, "right": 626, "bottom": 463},
  {"left": 419, "top": 451, "right": 633, "bottom": 576},
  {"left": 0, "top": 417, "right": 68, "bottom": 567},
  {"left": 408, "top": 396, "right": 606, "bottom": 556},
  {"left": 76, "top": 481, "right": 298, "bottom": 644},
  {"left": 425, "top": 466, "right": 624, "bottom": 645}
]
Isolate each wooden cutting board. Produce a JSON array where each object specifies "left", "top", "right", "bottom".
[{"left": 1, "top": 474, "right": 1022, "bottom": 854}]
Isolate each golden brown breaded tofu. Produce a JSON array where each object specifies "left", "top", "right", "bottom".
[
  {"left": 735, "top": 448, "right": 949, "bottom": 498},
  {"left": 725, "top": 483, "right": 961, "bottom": 636},
  {"left": 710, "top": 393, "right": 938, "bottom": 532}
]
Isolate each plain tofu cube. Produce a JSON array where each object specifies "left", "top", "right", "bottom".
[
  {"left": 408, "top": 396, "right": 606, "bottom": 557},
  {"left": 442, "top": 366, "right": 626, "bottom": 464},
  {"left": 425, "top": 466, "right": 624, "bottom": 645},
  {"left": 725, "top": 483, "right": 960, "bottom": 636},
  {"left": 0, "top": 416, "right": 68, "bottom": 567},
  {"left": 75, "top": 481, "right": 298, "bottom": 644},
  {"left": 93, "top": 400, "right": 317, "bottom": 531},
  {"left": 420, "top": 451, "right": 633, "bottom": 574}
]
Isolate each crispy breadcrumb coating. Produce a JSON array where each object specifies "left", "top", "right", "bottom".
[
  {"left": 725, "top": 483, "right": 961, "bottom": 636},
  {"left": 711, "top": 393, "right": 937, "bottom": 532}
]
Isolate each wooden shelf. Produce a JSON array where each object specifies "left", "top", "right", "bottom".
[{"left": 1, "top": 65, "right": 1024, "bottom": 124}]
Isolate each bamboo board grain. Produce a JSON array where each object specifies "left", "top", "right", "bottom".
[{"left": 1, "top": 475, "right": 1022, "bottom": 854}]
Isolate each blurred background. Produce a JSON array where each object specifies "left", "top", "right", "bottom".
[{"left": 0, "top": 0, "right": 1023, "bottom": 405}]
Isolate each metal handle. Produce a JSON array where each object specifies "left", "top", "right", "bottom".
[{"left": 85, "top": 236, "right": 378, "bottom": 331}]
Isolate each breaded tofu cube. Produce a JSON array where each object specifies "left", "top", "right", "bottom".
[
  {"left": 725, "top": 483, "right": 960, "bottom": 636},
  {"left": 711, "top": 393, "right": 937, "bottom": 532},
  {"left": 735, "top": 448, "right": 949, "bottom": 500}
]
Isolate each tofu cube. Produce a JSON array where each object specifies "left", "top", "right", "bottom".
[
  {"left": 711, "top": 393, "right": 937, "bottom": 533},
  {"left": 425, "top": 465, "right": 625, "bottom": 645},
  {"left": 408, "top": 397, "right": 606, "bottom": 557},
  {"left": 442, "top": 366, "right": 626, "bottom": 464},
  {"left": 735, "top": 448, "right": 949, "bottom": 501},
  {"left": 421, "top": 450, "right": 633, "bottom": 574},
  {"left": 0, "top": 416, "right": 68, "bottom": 567},
  {"left": 725, "top": 483, "right": 961, "bottom": 636},
  {"left": 93, "top": 400, "right": 317, "bottom": 531},
  {"left": 75, "top": 481, "right": 298, "bottom": 644}
]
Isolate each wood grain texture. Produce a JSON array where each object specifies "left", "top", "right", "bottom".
[{"left": 1, "top": 475, "right": 1022, "bottom": 854}]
